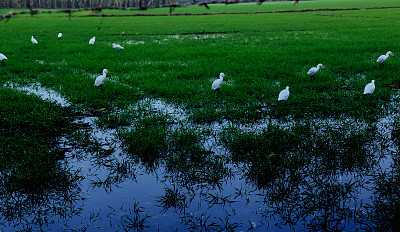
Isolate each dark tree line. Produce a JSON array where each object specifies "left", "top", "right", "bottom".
[
  {"left": 0, "top": 0, "right": 287, "bottom": 9},
  {"left": 1, "top": 0, "right": 178, "bottom": 9}
]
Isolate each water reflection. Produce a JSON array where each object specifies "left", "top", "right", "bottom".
[
  {"left": 2, "top": 83, "right": 398, "bottom": 231},
  {"left": 220, "top": 118, "right": 393, "bottom": 230},
  {"left": 0, "top": 163, "right": 83, "bottom": 230},
  {"left": 357, "top": 120, "right": 400, "bottom": 231}
]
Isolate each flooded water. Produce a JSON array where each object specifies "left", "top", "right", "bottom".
[
  {"left": 3, "top": 82, "right": 71, "bottom": 107},
  {"left": 1, "top": 83, "right": 398, "bottom": 231}
]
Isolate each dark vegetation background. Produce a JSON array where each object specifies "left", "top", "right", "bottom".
[{"left": 0, "top": 0, "right": 287, "bottom": 8}]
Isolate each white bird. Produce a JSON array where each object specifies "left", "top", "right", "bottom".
[
  {"left": 0, "top": 53, "right": 7, "bottom": 62},
  {"left": 89, "top": 36, "right": 95, "bottom": 45},
  {"left": 278, "top": 86, "right": 290, "bottom": 101},
  {"left": 94, "top": 69, "right": 110, "bottom": 87},
  {"left": 31, "top": 36, "right": 38, "bottom": 44},
  {"left": 112, "top": 43, "right": 124, "bottom": 50},
  {"left": 307, "top": 63, "right": 324, "bottom": 80},
  {"left": 377, "top": 51, "right": 394, "bottom": 66},
  {"left": 58, "top": 33, "right": 62, "bottom": 38},
  {"left": 211, "top": 73, "right": 226, "bottom": 92},
  {"left": 363, "top": 80, "right": 375, "bottom": 95}
]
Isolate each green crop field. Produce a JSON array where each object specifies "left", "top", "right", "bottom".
[{"left": 1, "top": 0, "right": 400, "bottom": 231}]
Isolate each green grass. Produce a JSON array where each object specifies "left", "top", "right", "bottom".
[
  {"left": 1, "top": 0, "right": 400, "bottom": 230},
  {"left": 0, "top": 87, "right": 81, "bottom": 223},
  {"left": 118, "top": 114, "right": 170, "bottom": 170},
  {"left": 2, "top": 4, "right": 398, "bottom": 122}
]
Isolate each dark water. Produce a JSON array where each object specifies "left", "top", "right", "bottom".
[{"left": 1, "top": 83, "right": 398, "bottom": 231}]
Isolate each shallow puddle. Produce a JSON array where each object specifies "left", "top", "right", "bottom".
[
  {"left": 4, "top": 82, "right": 72, "bottom": 107},
  {"left": 1, "top": 83, "right": 398, "bottom": 231}
]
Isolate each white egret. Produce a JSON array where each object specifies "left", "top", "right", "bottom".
[
  {"left": 58, "top": 33, "right": 62, "bottom": 38},
  {"left": 307, "top": 63, "right": 324, "bottom": 80},
  {"left": 112, "top": 43, "right": 124, "bottom": 50},
  {"left": 363, "top": 80, "right": 375, "bottom": 95},
  {"left": 211, "top": 73, "right": 226, "bottom": 92},
  {"left": 31, "top": 36, "right": 38, "bottom": 44},
  {"left": 89, "top": 36, "right": 95, "bottom": 45},
  {"left": 0, "top": 53, "right": 7, "bottom": 62},
  {"left": 278, "top": 86, "right": 290, "bottom": 101},
  {"left": 377, "top": 51, "right": 394, "bottom": 67},
  {"left": 94, "top": 69, "right": 110, "bottom": 87}
]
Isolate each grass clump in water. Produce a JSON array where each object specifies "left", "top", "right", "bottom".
[
  {"left": 118, "top": 114, "right": 170, "bottom": 169},
  {"left": 156, "top": 185, "right": 187, "bottom": 213},
  {"left": 0, "top": 87, "right": 82, "bottom": 225},
  {"left": 0, "top": 87, "right": 75, "bottom": 192},
  {"left": 166, "top": 127, "right": 230, "bottom": 186},
  {"left": 220, "top": 123, "right": 312, "bottom": 187},
  {"left": 95, "top": 108, "right": 139, "bottom": 129},
  {"left": 363, "top": 151, "right": 400, "bottom": 231},
  {"left": 220, "top": 119, "right": 381, "bottom": 188}
]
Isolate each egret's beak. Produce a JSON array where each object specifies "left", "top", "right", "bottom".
[
  {"left": 107, "top": 71, "right": 110, "bottom": 73},
  {"left": 322, "top": 65, "right": 325, "bottom": 68}
]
